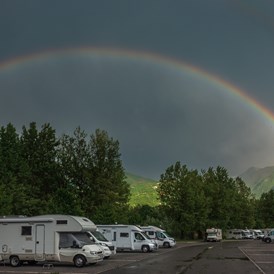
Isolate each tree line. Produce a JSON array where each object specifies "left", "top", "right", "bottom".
[{"left": 0, "top": 122, "right": 274, "bottom": 239}]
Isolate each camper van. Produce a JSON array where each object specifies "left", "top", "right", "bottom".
[
  {"left": 206, "top": 228, "right": 222, "bottom": 242},
  {"left": 0, "top": 215, "right": 104, "bottom": 267},
  {"left": 97, "top": 224, "right": 157, "bottom": 253},
  {"left": 87, "top": 230, "right": 116, "bottom": 258},
  {"left": 225, "top": 229, "right": 243, "bottom": 239},
  {"left": 262, "top": 229, "right": 274, "bottom": 243},
  {"left": 140, "top": 226, "right": 176, "bottom": 248}
]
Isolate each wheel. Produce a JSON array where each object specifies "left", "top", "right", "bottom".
[
  {"left": 141, "top": 245, "right": 149, "bottom": 253},
  {"left": 163, "top": 242, "right": 171, "bottom": 248},
  {"left": 73, "top": 254, "right": 86, "bottom": 267},
  {"left": 10, "top": 256, "right": 21, "bottom": 267},
  {"left": 265, "top": 238, "right": 271, "bottom": 243}
]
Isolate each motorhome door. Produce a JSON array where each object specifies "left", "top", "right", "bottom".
[{"left": 35, "top": 224, "right": 45, "bottom": 261}]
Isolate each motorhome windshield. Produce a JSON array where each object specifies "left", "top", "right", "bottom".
[
  {"left": 163, "top": 232, "right": 171, "bottom": 238},
  {"left": 59, "top": 232, "right": 93, "bottom": 248},
  {"left": 141, "top": 232, "right": 150, "bottom": 240},
  {"left": 134, "top": 232, "right": 146, "bottom": 240},
  {"left": 156, "top": 231, "right": 166, "bottom": 239},
  {"left": 90, "top": 231, "right": 108, "bottom": 242},
  {"left": 207, "top": 232, "right": 217, "bottom": 236}
]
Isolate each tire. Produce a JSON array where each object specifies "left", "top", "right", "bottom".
[
  {"left": 73, "top": 254, "right": 86, "bottom": 267},
  {"left": 163, "top": 242, "right": 171, "bottom": 248},
  {"left": 10, "top": 256, "right": 21, "bottom": 267},
  {"left": 141, "top": 245, "right": 149, "bottom": 253},
  {"left": 265, "top": 238, "right": 271, "bottom": 243}
]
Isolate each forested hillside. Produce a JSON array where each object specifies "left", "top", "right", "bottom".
[
  {"left": 239, "top": 166, "right": 274, "bottom": 197},
  {"left": 125, "top": 173, "right": 159, "bottom": 206},
  {"left": 2, "top": 122, "right": 274, "bottom": 240}
]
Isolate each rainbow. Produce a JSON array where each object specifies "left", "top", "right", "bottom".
[{"left": 1, "top": 47, "right": 273, "bottom": 125}]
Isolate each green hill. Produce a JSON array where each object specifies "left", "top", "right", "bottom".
[
  {"left": 126, "top": 166, "right": 274, "bottom": 204},
  {"left": 125, "top": 172, "right": 160, "bottom": 207},
  {"left": 239, "top": 166, "right": 274, "bottom": 198}
]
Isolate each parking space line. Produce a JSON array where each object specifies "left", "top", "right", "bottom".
[{"left": 239, "top": 247, "right": 265, "bottom": 274}]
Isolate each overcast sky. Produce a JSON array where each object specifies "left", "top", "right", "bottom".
[{"left": 1, "top": 0, "right": 274, "bottom": 179}]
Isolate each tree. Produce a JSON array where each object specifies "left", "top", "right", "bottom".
[
  {"left": 157, "top": 162, "right": 209, "bottom": 239},
  {"left": 202, "top": 167, "right": 255, "bottom": 230},
  {"left": 20, "top": 122, "right": 60, "bottom": 214},
  {"left": 57, "top": 128, "right": 130, "bottom": 222},
  {"left": 230, "top": 177, "right": 255, "bottom": 228},
  {"left": 257, "top": 189, "right": 274, "bottom": 228},
  {"left": 0, "top": 123, "right": 29, "bottom": 215}
]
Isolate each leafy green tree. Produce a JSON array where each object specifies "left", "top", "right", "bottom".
[
  {"left": 88, "top": 129, "right": 130, "bottom": 204},
  {"left": 158, "top": 162, "right": 209, "bottom": 238},
  {"left": 0, "top": 123, "right": 29, "bottom": 215},
  {"left": 202, "top": 166, "right": 235, "bottom": 229},
  {"left": 20, "top": 122, "right": 60, "bottom": 214},
  {"left": 58, "top": 128, "right": 130, "bottom": 222},
  {"left": 57, "top": 127, "right": 90, "bottom": 212},
  {"left": 257, "top": 189, "right": 274, "bottom": 228},
  {"left": 202, "top": 167, "right": 255, "bottom": 230},
  {"left": 229, "top": 177, "right": 255, "bottom": 229}
]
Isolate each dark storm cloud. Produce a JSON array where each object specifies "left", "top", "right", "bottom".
[
  {"left": 1, "top": 0, "right": 274, "bottom": 178},
  {"left": 1, "top": 54, "right": 274, "bottom": 179}
]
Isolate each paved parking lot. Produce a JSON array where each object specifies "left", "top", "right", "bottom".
[
  {"left": 240, "top": 240, "right": 274, "bottom": 274},
  {"left": 1, "top": 240, "right": 274, "bottom": 274}
]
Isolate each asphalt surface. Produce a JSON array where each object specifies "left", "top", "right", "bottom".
[{"left": 0, "top": 240, "right": 273, "bottom": 274}]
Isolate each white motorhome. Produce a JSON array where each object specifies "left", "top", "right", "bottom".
[
  {"left": 251, "top": 229, "right": 264, "bottom": 240},
  {"left": 0, "top": 215, "right": 104, "bottom": 267},
  {"left": 97, "top": 224, "right": 157, "bottom": 253},
  {"left": 206, "top": 228, "right": 222, "bottom": 242},
  {"left": 262, "top": 229, "right": 274, "bottom": 243},
  {"left": 140, "top": 226, "right": 176, "bottom": 248},
  {"left": 225, "top": 229, "right": 243, "bottom": 240},
  {"left": 87, "top": 230, "right": 116, "bottom": 258}
]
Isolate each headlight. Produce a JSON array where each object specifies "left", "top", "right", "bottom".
[
  {"left": 90, "top": 251, "right": 96, "bottom": 255},
  {"left": 100, "top": 243, "right": 107, "bottom": 247}
]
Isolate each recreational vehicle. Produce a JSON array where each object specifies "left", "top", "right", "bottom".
[
  {"left": 140, "top": 226, "right": 176, "bottom": 247},
  {"left": 87, "top": 230, "right": 116, "bottom": 258},
  {"left": 205, "top": 228, "right": 222, "bottom": 242},
  {"left": 0, "top": 215, "right": 104, "bottom": 267},
  {"left": 251, "top": 229, "right": 264, "bottom": 239},
  {"left": 97, "top": 224, "right": 157, "bottom": 253},
  {"left": 225, "top": 229, "right": 243, "bottom": 239},
  {"left": 262, "top": 229, "right": 274, "bottom": 243}
]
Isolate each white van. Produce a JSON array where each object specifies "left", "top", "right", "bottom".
[
  {"left": 97, "top": 224, "right": 157, "bottom": 252},
  {"left": 262, "top": 229, "right": 274, "bottom": 243},
  {"left": 140, "top": 226, "right": 176, "bottom": 248},
  {"left": 0, "top": 215, "right": 104, "bottom": 267},
  {"left": 87, "top": 230, "right": 116, "bottom": 258},
  {"left": 252, "top": 229, "right": 264, "bottom": 239},
  {"left": 225, "top": 229, "right": 243, "bottom": 239},
  {"left": 206, "top": 228, "right": 222, "bottom": 242}
]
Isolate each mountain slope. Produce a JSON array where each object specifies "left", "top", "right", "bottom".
[
  {"left": 125, "top": 172, "right": 159, "bottom": 207},
  {"left": 239, "top": 166, "right": 274, "bottom": 197}
]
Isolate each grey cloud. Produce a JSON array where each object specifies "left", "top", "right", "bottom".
[{"left": 1, "top": 54, "right": 274, "bottom": 179}]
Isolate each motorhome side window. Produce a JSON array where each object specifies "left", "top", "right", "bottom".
[
  {"left": 21, "top": 226, "right": 32, "bottom": 236},
  {"left": 57, "top": 220, "right": 68, "bottom": 225},
  {"left": 147, "top": 231, "right": 154, "bottom": 236},
  {"left": 120, "top": 232, "right": 129, "bottom": 238}
]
